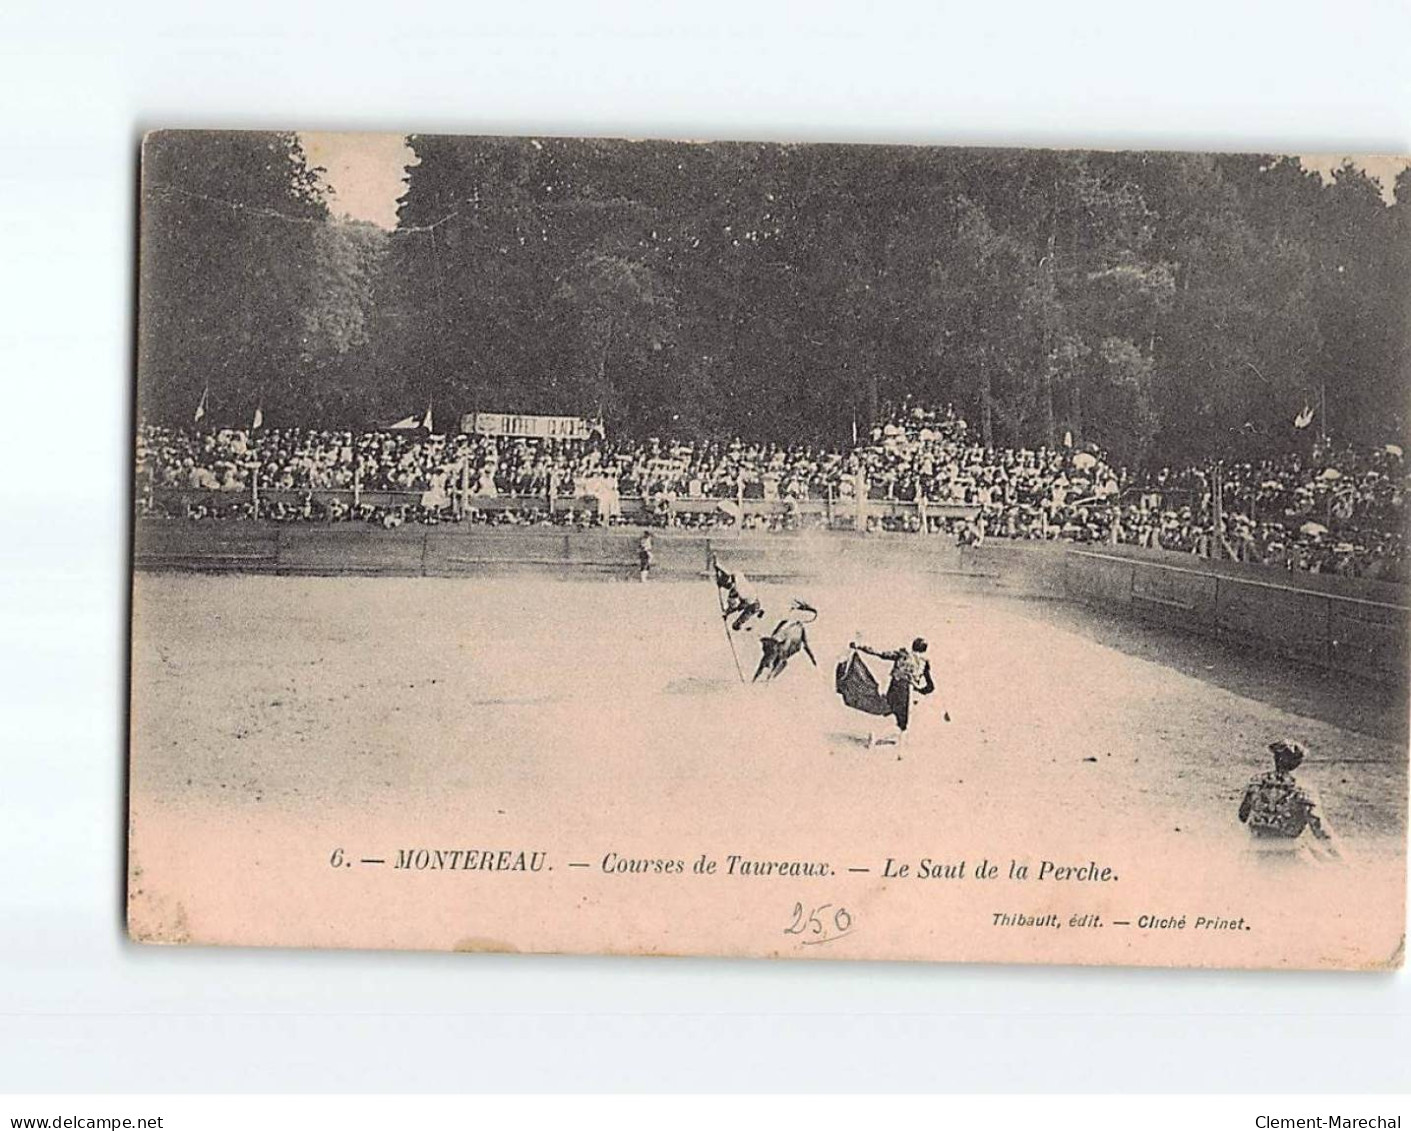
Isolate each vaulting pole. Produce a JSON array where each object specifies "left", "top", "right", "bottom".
[{"left": 707, "top": 547, "right": 746, "bottom": 683}]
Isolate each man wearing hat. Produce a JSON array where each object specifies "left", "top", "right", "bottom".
[
  {"left": 851, "top": 637, "right": 936, "bottom": 742},
  {"left": 1238, "top": 740, "right": 1342, "bottom": 861}
]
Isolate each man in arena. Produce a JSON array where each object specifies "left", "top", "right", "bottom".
[
  {"left": 849, "top": 637, "right": 936, "bottom": 742},
  {"left": 1238, "top": 739, "right": 1343, "bottom": 862},
  {"left": 710, "top": 554, "right": 765, "bottom": 631}
]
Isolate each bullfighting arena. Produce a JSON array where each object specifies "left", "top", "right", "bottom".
[{"left": 127, "top": 549, "right": 1408, "bottom": 970}]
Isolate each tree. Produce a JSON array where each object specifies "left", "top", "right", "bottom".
[
  {"left": 298, "top": 220, "right": 390, "bottom": 423},
  {"left": 141, "top": 133, "right": 1408, "bottom": 465},
  {"left": 552, "top": 247, "right": 676, "bottom": 428},
  {"left": 1144, "top": 155, "right": 1322, "bottom": 462},
  {"left": 138, "top": 130, "right": 328, "bottom": 425},
  {"left": 925, "top": 194, "right": 1033, "bottom": 448}
]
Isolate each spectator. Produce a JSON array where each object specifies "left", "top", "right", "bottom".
[{"left": 133, "top": 403, "right": 1408, "bottom": 582}]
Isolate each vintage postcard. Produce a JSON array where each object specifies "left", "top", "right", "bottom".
[{"left": 129, "top": 130, "right": 1409, "bottom": 968}]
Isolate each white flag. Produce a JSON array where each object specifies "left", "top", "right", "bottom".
[
  {"left": 422, "top": 402, "right": 433, "bottom": 432},
  {"left": 388, "top": 415, "right": 420, "bottom": 430},
  {"left": 252, "top": 405, "right": 263, "bottom": 431},
  {"left": 194, "top": 386, "right": 208, "bottom": 424},
  {"left": 1294, "top": 404, "right": 1315, "bottom": 429}
]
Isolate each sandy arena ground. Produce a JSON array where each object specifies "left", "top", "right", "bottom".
[{"left": 127, "top": 569, "right": 1408, "bottom": 969}]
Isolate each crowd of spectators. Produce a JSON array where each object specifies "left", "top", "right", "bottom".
[{"left": 135, "top": 402, "right": 1409, "bottom": 582}]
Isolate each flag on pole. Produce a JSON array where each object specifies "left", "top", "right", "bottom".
[
  {"left": 251, "top": 405, "right": 263, "bottom": 431},
  {"left": 388, "top": 415, "right": 419, "bottom": 430},
  {"left": 193, "top": 386, "right": 208, "bottom": 424},
  {"left": 1294, "top": 404, "right": 1315, "bottom": 429},
  {"left": 422, "top": 401, "right": 433, "bottom": 432}
]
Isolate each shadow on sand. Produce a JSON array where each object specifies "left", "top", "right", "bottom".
[
  {"left": 662, "top": 676, "right": 744, "bottom": 696},
  {"left": 1009, "top": 595, "right": 1409, "bottom": 746}
]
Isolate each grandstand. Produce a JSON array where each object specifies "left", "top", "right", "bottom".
[{"left": 135, "top": 401, "right": 1409, "bottom": 583}]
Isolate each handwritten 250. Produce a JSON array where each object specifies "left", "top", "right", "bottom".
[{"left": 785, "top": 903, "right": 854, "bottom": 946}]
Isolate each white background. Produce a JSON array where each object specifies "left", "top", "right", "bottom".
[{"left": 1, "top": 0, "right": 1408, "bottom": 1093}]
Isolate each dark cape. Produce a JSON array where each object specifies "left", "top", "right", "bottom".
[{"left": 835, "top": 651, "right": 892, "bottom": 716}]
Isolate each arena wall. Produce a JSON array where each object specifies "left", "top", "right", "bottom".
[
  {"left": 132, "top": 521, "right": 976, "bottom": 581},
  {"left": 132, "top": 520, "right": 1408, "bottom": 684},
  {"left": 1057, "top": 547, "right": 1408, "bottom": 684}
]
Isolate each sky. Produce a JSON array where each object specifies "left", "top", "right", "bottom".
[
  {"left": 301, "top": 131, "right": 416, "bottom": 230},
  {"left": 1298, "top": 154, "right": 1411, "bottom": 203},
  {"left": 298, "top": 133, "right": 1411, "bottom": 229}
]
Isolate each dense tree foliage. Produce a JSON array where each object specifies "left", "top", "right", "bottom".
[
  {"left": 138, "top": 131, "right": 385, "bottom": 426},
  {"left": 138, "top": 134, "right": 1411, "bottom": 467}
]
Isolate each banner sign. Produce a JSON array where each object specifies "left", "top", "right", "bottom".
[{"left": 461, "top": 412, "right": 600, "bottom": 440}]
